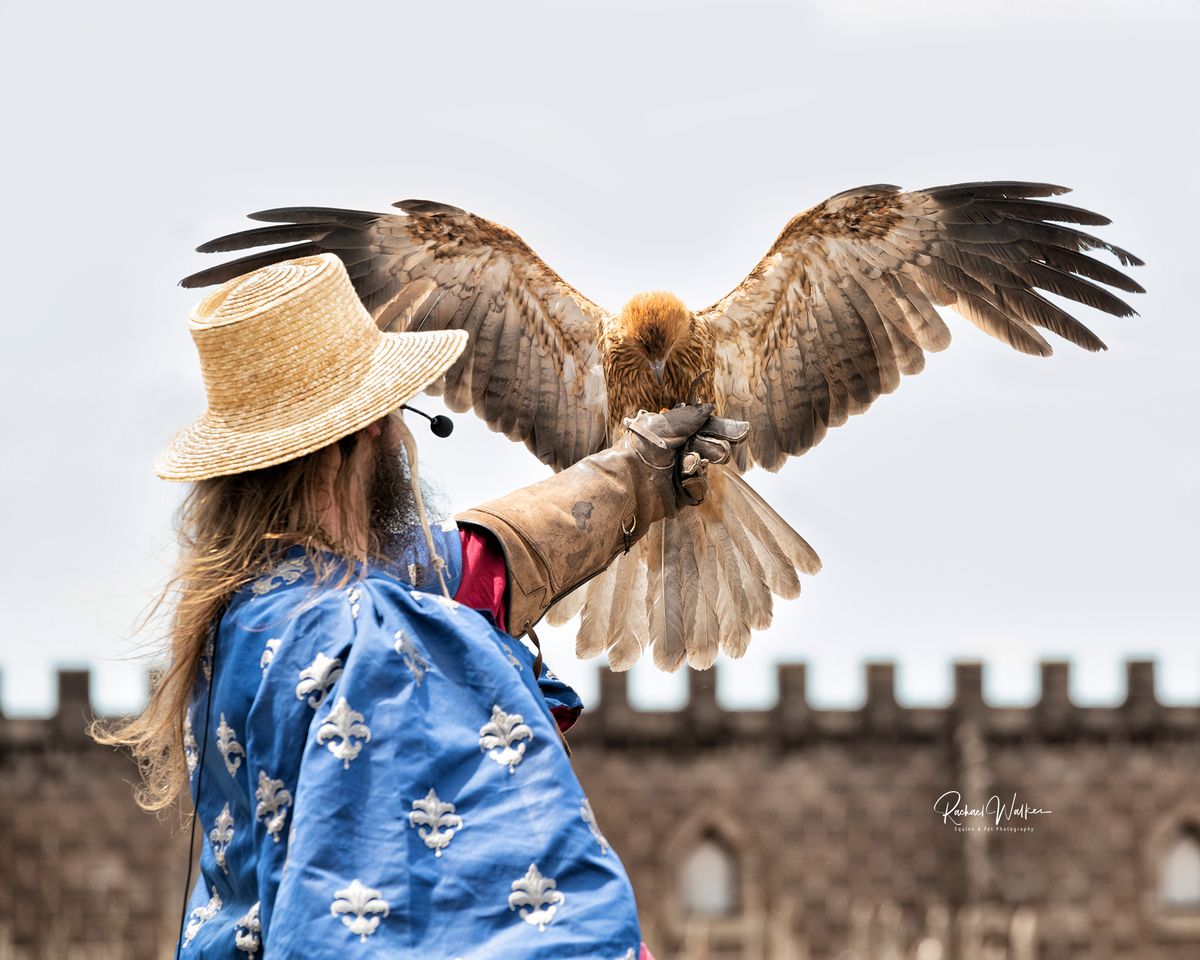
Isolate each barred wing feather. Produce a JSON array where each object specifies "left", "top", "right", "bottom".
[
  {"left": 182, "top": 201, "right": 610, "bottom": 473},
  {"left": 700, "top": 182, "right": 1143, "bottom": 473}
]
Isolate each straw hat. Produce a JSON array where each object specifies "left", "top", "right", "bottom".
[{"left": 156, "top": 253, "right": 467, "bottom": 482}]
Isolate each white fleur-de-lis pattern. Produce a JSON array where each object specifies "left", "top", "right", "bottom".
[
  {"left": 295, "top": 652, "right": 343, "bottom": 709},
  {"left": 251, "top": 556, "right": 307, "bottom": 595},
  {"left": 393, "top": 630, "right": 430, "bottom": 684},
  {"left": 331, "top": 879, "right": 389, "bottom": 942},
  {"left": 209, "top": 803, "right": 234, "bottom": 874},
  {"left": 259, "top": 638, "right": 281, "bottom": 674},
  {"left": 183, "top": 711, "right": 199, "bottom": 778},
  {"left": 580, "top": 798, "right": 610, "bottom": 855},
  {"left": 182, "top": 887, "right": 221, "bottom": 945},
  {"left": 316, "top": 697, "right": 372, "bottom": 768},
  {"left": 233, "top": 901, "right": 262, "bottom": 957},
  {"left": 408, "top": 788, "right": 462, "bottom": 857},
  {"left": 479, "top": 704, "right": 533, "bottom": 774},
  {"left": 217, "top": 714, "right": 245, "bottom": 778},
  {"left": 418, "top": 590, "right": 460, "bottom": 616},
  {"left": 255, "top": 770, "right": 292, "bottom": 843},
  {"left": 179, "top": 536, "right": 639, "bottom": 956},
  {"left": 508, "top": 863, "right": 565, "bottom": 932}
]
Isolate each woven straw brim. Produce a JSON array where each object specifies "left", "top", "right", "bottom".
[{"left": 155, "top": 328, "right": 468, "bottom": 482}]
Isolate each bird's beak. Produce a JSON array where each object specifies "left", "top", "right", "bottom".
[{"left": 650, "top": 360, "right": 666, "bottom": 384}]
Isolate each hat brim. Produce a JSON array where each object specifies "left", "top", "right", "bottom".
[{"left": 155, "top": 328, "right": 468, "bottom": 482}]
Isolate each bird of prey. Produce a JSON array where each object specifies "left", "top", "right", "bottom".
[{"left": 182, "top": 182, "right": 1143, "bottom": 672}]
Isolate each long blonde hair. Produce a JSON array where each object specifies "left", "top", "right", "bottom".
[{"left": 93, "top": 424, "right": 383, "bottom": 812}]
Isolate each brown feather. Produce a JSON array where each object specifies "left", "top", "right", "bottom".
[
  {"left": 699, "top": 181, "right": 1141, "bottom": 473},
  {"left": 185, "top": 180, "right": 1140, "bottom": 673},
  {"left": 183, "top": 202, "right": 610, "bottom": 474}
]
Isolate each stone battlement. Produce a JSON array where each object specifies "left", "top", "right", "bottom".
[
  {"left": 3, "top": 660, "right": 1199, "bottom": 959},
  {"left": 581, "top": 658, "right": 1200, "bottom": 747},
  {"left": 3, "top": 659, "right": 1197, "bottom": 751}
]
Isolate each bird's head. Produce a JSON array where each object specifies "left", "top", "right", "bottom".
[{"left": 613, "top": 291, "right": 693, "bottom": 384}]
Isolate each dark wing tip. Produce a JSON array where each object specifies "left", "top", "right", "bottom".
[
  {"left": 927, "top": 181, "right": 1074, "bottom": 199},
  {"left": 179, "top": 242, "right": 322, "bottom": 288},
  {"left": 392, "top": 198, "right": 467, "bottom": 216},
  {"left": 194, "top": 222, "right": 318, "bottom": 254},
  {"left": 246, "top": 206, "right": 383, "bottom": 224}
]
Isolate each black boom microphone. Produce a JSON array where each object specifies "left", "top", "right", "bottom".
[{"left": 401, "top": 404, "right": 454, "bottom": 438}]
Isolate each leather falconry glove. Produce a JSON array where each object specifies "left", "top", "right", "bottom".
[
  {"left": 675, "top": 412, "right": 751, "bottom": 503},
  {"left": 456, "top": 403, "right": 750, "bottom": 644}
]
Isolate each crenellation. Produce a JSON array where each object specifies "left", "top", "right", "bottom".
[
  {"left": 1037, "top": 660, "right": 1075, "bottom": 738},
  {"left": 598, "top": 665, "right": 630, "bottom": 710},
  {"left": 863, "top": 662, "right": 900, "bottom": 736},
  {"left": 596, "top": 666, "right": 636, "bottom": 743},
  {"left": 1124, "top": 660, "right": 1155, "bottom": 704},
  {"left": 952, "top": 661, "right": 986, "bottom": 719},
  {"left": 775, "top": 662, "right": 812, "bottom": 744},
  {"left": 1120, "top": 660, "right": 1160, "bottom": 735},
  {"left": 1040, "top": 659, "right": 1072, "bottom": 699},
  {"left": 569, "top": 659, "right": 1199, "bottom": 747},
  {"left": 685, "top": 665, "right": 722, "bottom": 745},
  {"left": 2, "top": 660, "right": 1196, "bottom": 753},
  {"left": 54, "top": 670, "right": 92, "bottom": 744}
]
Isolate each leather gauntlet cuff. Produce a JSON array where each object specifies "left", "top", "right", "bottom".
[{"left": 455, "top": 445, "right": 671, "bottom": 639}]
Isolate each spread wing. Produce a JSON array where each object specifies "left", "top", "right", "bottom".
[
  {"left": 181, "top": 201, "right": 611, "bottom": 472},
  {"left": 698, "top": 182, "right": 1144, "bottom": 473}
]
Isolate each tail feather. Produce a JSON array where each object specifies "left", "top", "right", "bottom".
[
  {"left": 727, "top": 468, "right": 822, "bottom": 575},
  {"left": 545, "top": 583, "right": 586, "bottom": 626},
  {"left": 574, "top": 565, "right": 619, "bottom": 659},
  {"left": 676, "top": 512, "right": 719, "bottom": 670},
  {"left": 700, "top": 513, "right": 739, "bottom": 657},
  {"left": 720, "top": 503, "right": 775, "bottom": 631},
  {"left": 707, "top": 512, "right": 754, "bottom": 655},
  {"left": 652, "top": 518, "right": 689, "bottom": 672},
  {"left": 568, "top": 465, "right": 820, "bottom": 672},
  {"left": 604, "top": 544, "right": 647, "bottom": 671},
  {"left": 720, "top": 474, "right": 801, "bottom": 600}
]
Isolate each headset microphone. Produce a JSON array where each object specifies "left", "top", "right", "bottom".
[{"left": 402, "top": 404, "right": 454, "bottom": 438}]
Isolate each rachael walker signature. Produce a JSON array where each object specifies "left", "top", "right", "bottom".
[{"left": 934, "top": 791, "right": 1052, "bottom": 832}]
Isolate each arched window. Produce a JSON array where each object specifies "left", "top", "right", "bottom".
[
  {"left": 1160, "top": 828, "right": 1200, "bottom": 908},
  {"left": 679, "top": 836, "right": 739, "bottom": 915}
]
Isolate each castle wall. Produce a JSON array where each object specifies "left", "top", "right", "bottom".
[
  {"left": 568, "top": 661, "right": 1200, "bottom": 960},
  {"left": 1, "top": 660, "right": 1197, "bottom": 960},
  {"left": 0, "top": 672, "right": 191, "bottom": 960}
]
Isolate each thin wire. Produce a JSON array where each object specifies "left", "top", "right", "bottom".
[
  {"left": 175, "top": 629, "right": 217, "bottom": 957},
  {"left": 394, "top": 414, "right": 452, "bottom": 599}
]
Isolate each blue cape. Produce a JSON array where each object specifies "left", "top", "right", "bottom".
[{"left": 179, "top": 528, "right": 641, "bottom": 958}]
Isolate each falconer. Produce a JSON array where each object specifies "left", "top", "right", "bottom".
[{"left": 98, "top": 253, "right": 747, "bottom": 958}]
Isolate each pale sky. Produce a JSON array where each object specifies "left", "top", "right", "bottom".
[{"left": 2, "top": 0, "right": 1196, "bottom": 717}]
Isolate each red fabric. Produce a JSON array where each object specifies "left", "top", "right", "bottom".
[
  {"left": 454, "top": 526, "right": 508, "bottom": 633},
  {"left": 454, "top": 525, "right": 581, "bottom": 735},
  {"left": 640, "top": 944, "right": 655, "bottom": 960},
  {"left": 550, "top": 704, "right": 581, "bottom": 734}
]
